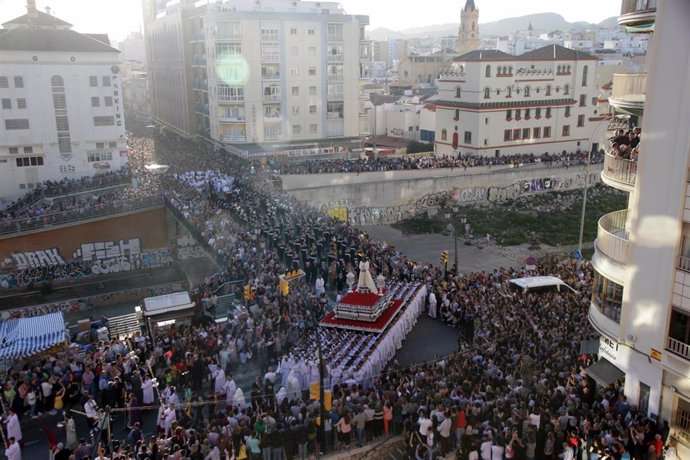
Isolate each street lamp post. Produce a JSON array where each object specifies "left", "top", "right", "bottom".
[
  {"left": 578, "top": 116, "right": 612, "bottom": 255},
  {"left": 445, "top": 205, "right": 460, "bottom": 274}
]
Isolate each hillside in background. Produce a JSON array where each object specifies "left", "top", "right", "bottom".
[{"left": 366, "top": 13, "right": 619, "bottom": 41}]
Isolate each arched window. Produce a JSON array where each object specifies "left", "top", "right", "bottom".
[
  {"left": 545, "top": 84, "right": 551, "bottom": 96},
  {"left": 524, "top": 86, "right": 530, "bottom": 97},
  {"left": 452, "top": 131, "right": 459, "bottom": 149},
  {"left": 582, "top": 65, "right": 589, "bottom": 87},
  {"left": 459, "top": 65, "right": 464, "bottom": 73},
  {"left": 506, "top": 86, "right": 512, "bottom": 98},
  {"left": 564, "top": 84, "right": 570, "bottom": 95},
  {"left": 567, "top": 65, "right": 571, "bottom": 73},
  {"left": 508, "top": 66, "right": 512, "bottom": 74},
  {"left": 557, "top": 65, "right": 562, "bottom": 74},
  {"left": 484, "top": 87, "right": 491, "bottom": 99},
  {"left": 455, "top": 87, "right": 462, "bottom": 98},
  {"left": 485, "top": 65, "right": 491, "bottom": 77},
  {"left": 51, "top": 75, "right": 64, "bottom": 87},
  {"left": 441, "top": 128, "right": 447, "bottom": 141}
]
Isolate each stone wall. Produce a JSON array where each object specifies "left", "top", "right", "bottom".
[{"left": 281, "top": 163, "right": 603, "bottom": 225}]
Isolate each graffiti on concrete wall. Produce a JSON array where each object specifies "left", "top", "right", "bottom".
[
  {"left": 9, "top": 248, "right": 66, "bottom": 270},
  {"left": 347, "top": 206, "right": 412, "bottom": 226},
  {"left": 0, "top": 237, "right": 173, "bottom": 291}
]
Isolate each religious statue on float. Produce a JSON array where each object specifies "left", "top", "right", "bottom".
[{"left": 357, "top": 255, "right": 378, "bottom": 295}]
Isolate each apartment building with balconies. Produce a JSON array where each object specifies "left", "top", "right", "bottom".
[
  {"left": 144, "top": 0, "right": 368, "bottom": 152},
  {"left": 587, "top": 1, "right": 690, "bottom": 455}
]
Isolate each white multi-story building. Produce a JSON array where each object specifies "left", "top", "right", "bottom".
[
  {"left": 0, "top": 2, "right": 127, "bottom": 199},
  {"left": 434, "top": 45, "right": 605, "bottom": 157},
  {"left": 144, "top": 0, "right": 368, "bottom": 151},
  {"left": 587, "top": 1, "right": 690, "bottom": 456}
]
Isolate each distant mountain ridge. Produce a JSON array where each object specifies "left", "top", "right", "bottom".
[{"left": 366, "top": 13, "right": 619, "bottom": 41}]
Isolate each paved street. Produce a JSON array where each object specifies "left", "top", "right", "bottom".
[{"left": 360, "top": 224, "right": 551, "bottom": 273}]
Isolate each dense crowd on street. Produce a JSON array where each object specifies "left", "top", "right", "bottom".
[
  {"left": 276, "top": 150, "right": 604, "bottom": 175},
  {"left": 0, "top": 127, "right": 676, "bottom": 460}
]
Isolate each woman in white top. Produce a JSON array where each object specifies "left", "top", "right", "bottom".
[{"left": 491, "top": 436, "right": 505, "bottom": 460}]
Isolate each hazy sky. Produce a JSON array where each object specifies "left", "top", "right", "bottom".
[{"left": 0, "top": 0, "right": 621, "bottom": 42}]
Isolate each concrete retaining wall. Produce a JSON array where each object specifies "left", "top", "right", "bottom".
[{"left": 281, "top": 163, "right": 603, "bottom": 225}]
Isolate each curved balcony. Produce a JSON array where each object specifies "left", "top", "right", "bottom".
[
  {"left": 602, "top": 152, "right": 637, "bottom": 192},
  {"left": 609, "top": 73, "right": 646, "bottom": 116},
  {"left": 619, "top": 0, "right": 656, "bottom": 32},
  {"left": 597, "top": 209, "right": 630, "bottom": 264}
]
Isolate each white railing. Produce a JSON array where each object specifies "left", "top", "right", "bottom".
[
  {"left": 603, "top": 152, "right": 637, "bottom": 188},
  {"left": 667, "top": 336, "right": 690, "bottom": 360},
  {"left": 679, "top": 256, "right": 690, "bottom": 272},
  {"left": 597, "top": 209, "right": 630, "bottom": 264}
]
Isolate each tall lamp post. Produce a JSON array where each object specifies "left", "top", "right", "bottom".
[
  {"left": 578, "top": 116, "right": 612, "bottom": 255},
  {"left": 445, "top": 205, "right": 460, "bottom": 274}
]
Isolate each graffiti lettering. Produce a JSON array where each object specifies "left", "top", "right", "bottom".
[
  {"left": 73, "top": 238, "right": 141, "bottom": 261},
  {"left": 318, "top": 199, "right": 353, "bottom": 211},
  {"left": 9, "top": 248, "right": 66, "bottom": 270}
]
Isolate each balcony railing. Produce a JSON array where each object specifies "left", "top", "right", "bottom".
[
  {"left": 327, "top": 53, "right": 344, "bottom": 62},
  {"left": 0, "top": 195, "right": 163, "bottom": 237},
  {"left": 679, "top": 256, "right": 690, "bottom": 273},
  {"left": 667, "top": 336, "right": 690, "bottom": 361},
  {"left": 619, "top": 0, "right": 657, "bottom": 30},
  {"left": 602, "top": 152, "right": 637, "bottom": 189},
  {"left": 263, "top": 94, "right": 281, "bottom": 102},
  {"left": 597, "top": 209, "right": 630, "bottom": 264}
]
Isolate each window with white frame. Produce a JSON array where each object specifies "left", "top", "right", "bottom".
[{"left": 93, "top": 116, "right": 115, "bottom": 126}]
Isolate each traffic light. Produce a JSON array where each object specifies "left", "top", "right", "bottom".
[
  {"left": 440, "top": 250, "right": 449, "bottom": 266},
  {"left": 243, "top": 285, "right": 252, "bottom": 300}
]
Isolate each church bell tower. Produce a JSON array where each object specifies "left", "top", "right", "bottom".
[{"left": 457, "top": 0, "right": 479, "bottom": 55}]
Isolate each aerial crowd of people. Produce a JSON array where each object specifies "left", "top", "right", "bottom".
[
  {"left": 277, "top": 151, "right": 603, "bottom": 175},
  {"left": 0, "top": 125, "right": 674, "bottom": 460}
]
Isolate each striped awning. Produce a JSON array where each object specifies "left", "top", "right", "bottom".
[{"left": 0, "top": 312, "right": 68, "bottom": 360}]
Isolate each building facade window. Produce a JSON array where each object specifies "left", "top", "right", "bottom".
[
  {"left": 515, "top": 109, "right": 521, "bottom": 120},
  {"left": 94, "top": 116, "right": 115, "bottom": 126},
  {"left": 524, "top": 86, "right": 530, "bottom": 97},
  {"left": 544, "top": 126, "right": 551, "bottom": 137},
  {"left": 504, "top": 129, "right": 512, "bottom": 141},
  {"left": 1, "top": 98, "right": 11, "bottom": 109},
  {"left": 464, "top": 131, "right": 472, "bottom": 144},
  {"left": 564, "top": 84, "right": 570, "bottom": 95},
  {"left": 562, "top": 125, "right": 570, "bottom": 136},
  {"left": 582, "top": 65, "right": 589, "bottom": 87},
  {"left": 4, "top": 119, "right": 29, "bottom": 130},
  {"left": 565, "top": 106, "right": 571, "bottom": 117},
  {"left": 13, "top": 76, "right": 23, "bottom": 88},
  {"left": 522, "top": 128, "right": 530, "bottom": 139},
  {"left": 87, "top": 152, "right": 113, "bottom": 162},
  {"left": 592, "top": 270, "right": 622, "bottom": 323},
  {"left": 577, "top": 114, "right": 585, "bottom": 127},
  {"left": 506, "top": 87, "right": 512, "bottom": 98},
  {"left": 441, "top": 129, "right": 447, "bottom": 141},
  {"left": 545, "top": 107, "right": 552, "bottom": 118},
  {"left": 0, "top": 76, "right": 8, "bottom": 88},
  {"left": 545, "top": 85, "right": 551, "bottom": 96},
  {"left": 506, "top": 110, "right": 512, "bottom": 120},
  {"left": 102, "top": 76, "right": 111, "bottom": 87},
  {"left": 525, "top": 108, "right": 531, "bottom": 119},
  {"left": 535, "top": 107, "right": 541, "bottom": 118},
  {"left": 15, "top": 156, "right": 44, "bottom": 167},
  {"left": 485, "top": 65, "right": 491, "bottom": 77},
  {"left": 513, "top": 128, "right": 521, "bottom": 140},
  {"left": 483, "top": 87, "right": 490, "bottom": 99},
  {"left": 455, "top": 87, "right": 461, "bottom": 98},
  {"left": 579, "top": 94, "right": 586, "bottom": 107},
  {"left": 91, "top": 97, "right": 100, "bottom": 107},
  {"left": 533, "top": 127, "right": 541, "bottom": 138},
  {"left": 310, "top": 123, "right": 317, "bottom": 133},
  {"left": 89, "top": 76, "right": 98, "bottom": 87}
]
